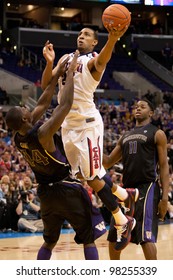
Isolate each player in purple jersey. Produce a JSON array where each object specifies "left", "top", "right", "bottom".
[
  {"left": 5, "top": 51, "right": 107, "bottom": 260},
  {"left": 103, "top": 98, "right": 169, "bottom": 260}
]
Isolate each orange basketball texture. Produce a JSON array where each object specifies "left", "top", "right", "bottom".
[{"left": 102, "top": 4, "right": 131, "bottom": 31}]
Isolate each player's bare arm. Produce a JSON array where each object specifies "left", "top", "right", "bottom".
[
  {"left": 88, "top": 26, "right": 128, "bottom": 81},
  {"left": 155, "top": 129, "right": 169, "bottom": 219},
  {"left": 38, "top": 50, "right": 79, "bottom": 152},
  {"left": 32, "top": 55, "right": 70, "bottom": 124},
  {"left": 41, "top": 41, "right": 57, "bottom": 90},
  {"left": 103, "top": 139, "right": 122, "bottom": 169},
  {"left": 43, "top": 40, "right": 55, "bottom": 63}
]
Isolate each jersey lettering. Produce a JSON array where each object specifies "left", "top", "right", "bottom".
[
  {"left": 77, "top": 63, "right": 83, "bottom": 73},
  {"left": 129, "top": 141, "right": 137, "bottom": 154},
  {"left": 18, "top": 149, "right": 49, "bottom": 167}
]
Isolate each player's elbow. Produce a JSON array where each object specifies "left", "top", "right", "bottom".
[
  {"left": 103, "top": 155, "right": 110, "bottom": 169},
  {"left": 40, "top": 82, "right": 46, "bottom": 91}
]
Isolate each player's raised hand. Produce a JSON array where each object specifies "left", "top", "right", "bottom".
[
  {"left": 56, "top": 55, "right": 70, "bottom": 77},
  {"left": 68, "top": 50, "right": 79, "bottom": 73},
  {"left": 107, "top": 24, "right": 128, "bottom": 40},
  {"left": 43, "top": 40, "right": 55, "bottom": 63}
]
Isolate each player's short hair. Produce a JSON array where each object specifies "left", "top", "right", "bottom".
[
  {"left": 140, "top": 98, "right": 155, "bottom": 111},
  {"left": 82, "top": 27, "right": 98, "bottom": 41},
  {"left": 5, "top": 107, "right": 23, "bottom": 131}
]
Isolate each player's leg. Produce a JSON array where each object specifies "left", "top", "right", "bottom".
[
  {"left": 62, "top": 126, "right": 136, "bottom": 251},
  {"left": 37, "top": 184, "right": 64, "bottom": 260},
  {"left": 37, "top": 241, "right": 57, "bottom": 260},
  {"left": 109, "top": 242, "right": 121, "bottom": 260},
  {"left": 131, "top": 182, "right": 159, "bottom": 260},
  {"left": 79, "top": 126, "right": 137, "bottom": 251},
  {"left": 62, "top": 178, "right": 107, "bottom": 260},
  {"left": 83, "top": 243, "right": 99, "bottom": 260},
  {"left": 88, "top": 176, "right": 136, "bottom": 251},
  {"left": 141, "top": 242, "right": 157, "bottom": 260},
  {"left": 103, "top": 174, "right": 139, "bottom": 217}
]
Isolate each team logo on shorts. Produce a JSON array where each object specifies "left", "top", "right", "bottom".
[
  {"left": 95, "top": 221, "right": 106, "bottom": 231},
  {"left": 146, "top": 231, "right": 152, "bottom": 239}
]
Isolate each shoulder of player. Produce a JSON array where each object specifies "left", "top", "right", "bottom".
[{"left": 155, "top": 128, "right": 167, "bottom": 143}]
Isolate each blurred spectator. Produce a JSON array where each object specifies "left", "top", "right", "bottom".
[
  {"left": 19, "top": 175, "right": 33, "bottom": 192},
  {"left": 18, "top": 157, "right": 28, "bottom": 173},
  {"left": 16, "top": 189, "right": 43, "bottom": 233},
  {"left": 151, "top": 113, "right": 163, "bottom": 129},
  {"left": 1, "top": 151, "right": 12, "bottom": 171},
  {"left": 0, "top": 174, "right": 10, "bottom": 195},
  {"left": 143, "top": 89, "right": 155, "bottom": 103},
  {"left": 0, "top": 87, "right": 9, "bottom": 105},
  {"left": 161, "top": 42, "right": 173, "bottom": 70},
  {"left": 118, "top": 101, "right": 127, "bottom": 119},
  {"left": 109, "top": 104, "right": 117, "bottom": 124},
  {"left": 0, "top": 182, "right": 5, "bottom": 202},
  {"left": 1, "top": 130, "right": 11, "bottom": 145},
  {"left": 0, "top": 138, "right": 7, "bottom": 155},
  {"left": 0, "top": 156, "right": 9, "bottom": 179}
]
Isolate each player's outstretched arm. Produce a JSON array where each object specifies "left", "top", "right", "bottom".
[
  {"left": 100, "top": 27, "right": 127, "bottom": 65},
  {"left": 103, "top": 139, "right": 122, "bottom": 169},
  {"left": 41, "top": 40, "right": 55, "bottom": 90},
  {"left": 41, "top": 41, "right": 69, "bottom": 90},
  {"left": 38, "top": 50, "right": 79, "bottom": 150},
  {"left": 32, "top": 55, "right": 70, "bottom": 124}
]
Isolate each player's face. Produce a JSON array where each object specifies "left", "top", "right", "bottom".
[
  {"left": 134, "top": 101, "right": 153, "bottom": 122},
  {"left": 20, "top": 106, "right": 32, "bottom": 123},
  {"left": 77, "top": 28, "right": 98, "bottom": 53}
]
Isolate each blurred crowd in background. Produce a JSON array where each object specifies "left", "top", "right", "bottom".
[{"left": 1, "top": 90, "right": 173, "bottom": 233}]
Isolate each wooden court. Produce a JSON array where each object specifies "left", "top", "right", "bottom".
[{"left": 0, "top": 221, "right": 172, "bottom": 260}]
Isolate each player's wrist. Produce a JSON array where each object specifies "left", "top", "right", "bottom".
[{"left": 46, "top": 60, "right": 54, "bottom": 66}]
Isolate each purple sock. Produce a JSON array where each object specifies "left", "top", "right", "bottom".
[
  {"left": 37, "top": 247, "right": 52, "bottom": 260},
  {"left": 84, "top": 246, "right": 99, "bottom": 260}
]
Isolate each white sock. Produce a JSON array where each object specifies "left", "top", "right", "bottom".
[
  {"left": 169, "top": 212, "right": 173, "bottom": 218},
  {"left": 113, "top": 185, "right": 128, "bottom": 201},
  {"left": 113, "top": 209, "right": 128, "bottom": 225}
]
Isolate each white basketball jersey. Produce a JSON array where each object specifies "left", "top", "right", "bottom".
[{"left": 58, "top": 52, "right": 103, "bottom": 130}]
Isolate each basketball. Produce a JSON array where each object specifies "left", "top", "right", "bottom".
[{"left": 102, "top": 4, "right": 131, "bottom": 31}]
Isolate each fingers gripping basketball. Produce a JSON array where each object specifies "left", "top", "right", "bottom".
[{"left": 102, "top": 4, "right": 131, "bottom": 31}]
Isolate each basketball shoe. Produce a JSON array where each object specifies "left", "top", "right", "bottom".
[
  {"left": 120, "top": 188, "right": 139, "bottom": 217},
  {"left": 114, "top": 215, "right": 136, "bottom": 251}
]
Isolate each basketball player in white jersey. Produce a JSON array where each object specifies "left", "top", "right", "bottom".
[{"left": 41, "top": 26, "right": 139, "bottom": 251}]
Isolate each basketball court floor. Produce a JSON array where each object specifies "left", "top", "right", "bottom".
[{"left": 0, "top": 220, "right": 173, "bottom": 260}]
